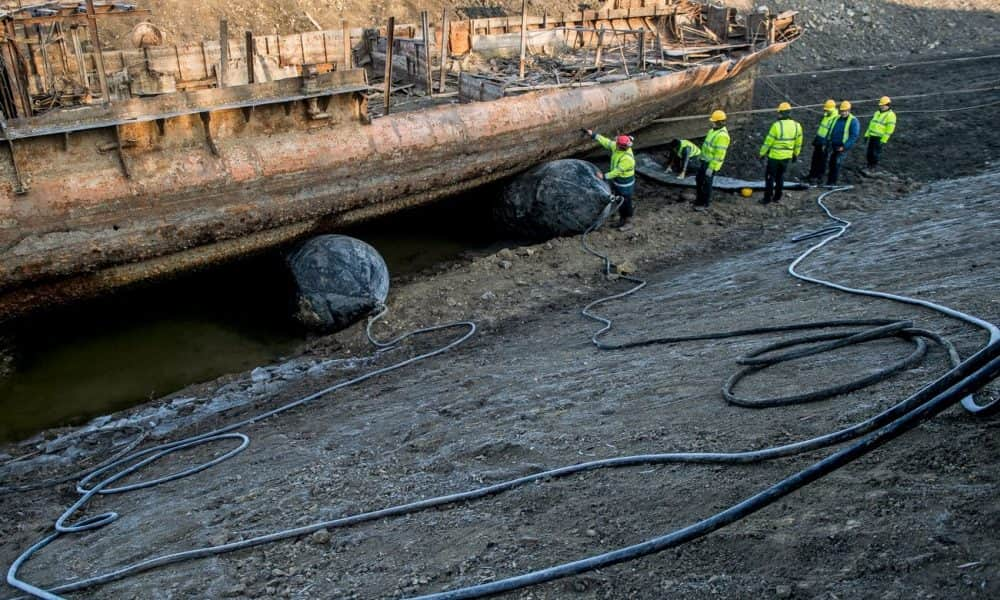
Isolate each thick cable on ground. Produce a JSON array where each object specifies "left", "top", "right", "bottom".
[
  {"left": 5, "top": 187, "right": 999, "bottom": 599},
  {"left": 5, "top": 310, "right": 475, "bottom": 600},
  {"left": 401, "top": 187, "right": 1000, "bottom": 599}
]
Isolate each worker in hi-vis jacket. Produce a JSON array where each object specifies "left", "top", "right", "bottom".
[
  {"left": 758, "top": 102, "right": 803, "bottom": 204},
  {"left": 827, "top": 101, "right": 860, "bottom": 185},
  {"left": 694, "top": 110, "right": 731, "bottom": 210},
  {"left": 586, "top": 128, "right": 637, "bottom": 229},
  {"left": 864, "top": 96, "right": 897, "bottom": 172}
]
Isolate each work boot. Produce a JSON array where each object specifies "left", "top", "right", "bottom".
[
  {"left": 614, "top": 216, "right": 630, "bottom": 229},
  {"left": 692, "top": 205, "right": 708, "bottom": 213}
]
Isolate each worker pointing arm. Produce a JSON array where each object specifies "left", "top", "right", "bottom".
[{"left": 584, "top": 129, "right": 637, "bottom": 228}]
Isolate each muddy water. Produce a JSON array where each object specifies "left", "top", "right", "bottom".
[{"left": 0, "top": 196, "right": 500, "bottom": 443}]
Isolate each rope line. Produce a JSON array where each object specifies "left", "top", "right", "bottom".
[
  {"left": 763, "top": 52, "right": 1000, "bottom": 79},
  {"left": 651, "top": 85, "right": 1000, "bottom": 123}
]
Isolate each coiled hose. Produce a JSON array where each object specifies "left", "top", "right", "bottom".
[
  {"left": 5, "top": 310, "right": 476, "bottom": 600},
  {"left": 5, "top": 187, "right": 1000, "bottom": 599}
]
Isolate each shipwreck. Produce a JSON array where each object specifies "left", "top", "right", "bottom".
[{"left": 0, "top": 0, "right": 800, "bottom": 319}]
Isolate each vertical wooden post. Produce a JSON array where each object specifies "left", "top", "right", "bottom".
[
  {"left": 245, "top": 31, "right": 255, "bottom": 84},
  {"left": 420, "top": 11, "right": 432, "bottom": 95},
  {"left": 518, "top": 0, "right": 528, "bottom": 80},
  {"left": 38, "top": 25, "right": 53, "bottom": 93},
  {"left": 383, "top": 16, "right": 395, "bottom": 115},
  {"left": 0, "top": 38, "right": 29, "bottom": 118},
  {"left": 218, "top": 18, "right": 229, "bottom": 87},
  {"left": 438, "top": 8, "right": 449, "bottom": 93},
  {"left": 84, "top": 0, "right": 110, "bottom": 103},
  {"left": 56, "top": 22, "right": 72, "bottom": 75},
  {"left": 342, "top": 20, "right": 352, "bottom": 69},
  {"left": 638, "top": 29, "right": 646, "bottom": 72},
  {"left": 70, "top": 25, "right": 89, "bottom": 89},
  {"left": 594, "top": 27, "right": 604, "bottom": 68}
]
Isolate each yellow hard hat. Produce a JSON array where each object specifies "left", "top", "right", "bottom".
[
  {"left": 879, "top": 96, "right": 891, "bottom": 106},
  {"left": 839, "top": 100, "right": 852, "bottom": 111},
  {"left": 710, "top": 110, "right": 727, "bottom": 122},
  {"left": 777, "top": 101, "right": 792, "bottom": 112},
  {"left": 823, "top": 99, "right": 836, "bottom": 110},
  {"left": 740, "top": 187, "right": 753, "bottom": 198}
]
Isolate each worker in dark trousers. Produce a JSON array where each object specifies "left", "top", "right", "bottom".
[
  {"left": 586, "top": 128, "right": 636, "bottom": 229},
  {"left": 826, "top": 101, "right": 860, "bottom": 186},
  {"left": 759, "top": 102, "right": 803, "bottom": 204},
  {"left": 665, "top": 138, "right": 701, "bottom": 178},
  {"left": 864, "top": 96, "right": 897, "bottom": 173},
  {"left": 806, "top": 99, "right": 837, "bottom": 183},
  {"left": 694, "top": 110, "right": 731, "bottom": 210}
]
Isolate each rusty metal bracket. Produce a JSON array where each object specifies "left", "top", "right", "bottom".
[
  {"left": 0, "top": 112, "right": 27, "bottom": 194},
  {"left": 306, "top": 96, "right": 331, "bottom": 120},
  {"left": 242, "top": 106, "right": 253, "bottom": 123},
  {"left": 4, "top": 137, "right": 27, "bottom": 194},
  {"left": 199, "top": 111, "right": 220, "bottom": 156},
  {"left": 113, "top": 125, "right": 131, "bottom": 179},
  {"left": 155, "top": 118, "right": 166, "bottom": 136}
]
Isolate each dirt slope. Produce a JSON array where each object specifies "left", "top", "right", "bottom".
[
  {"left": 108, "top": 0, "right": 998, "bottom": 71},
  {"left": 2, "top": 167, "right": 997, "bottom": 600}
]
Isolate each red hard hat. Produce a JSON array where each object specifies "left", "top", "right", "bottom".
[{"left": 616, "top": 135, "right": 633, "bottom": 148}]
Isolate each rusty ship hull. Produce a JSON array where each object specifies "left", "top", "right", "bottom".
[{"left": 0, "top": 2, "right": 798, "bottom": 319}]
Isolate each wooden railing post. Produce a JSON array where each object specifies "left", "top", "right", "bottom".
[
  {"left": 438, "top": 8, "right": 449, "bottom": 93},
  {"left": 218, "top": 18, "right": 229, "bottom": 87},
  {"left": 518, "top": 0, "right": 528, "bottom": 80},
  {"left": 84, "top": 0, "right": 110, "bottom": 103},
  {"left": 421, "top": 11, "right": 432, "bottom": 95},
  {"left": 342, "top": 20, "right": 352, "bottom": 69},
  {"left": 245, "top": 31, "right": 255, "bottom": 84},
  {"left": 383, "top": 16, "right": 395, "bottom": 115}
]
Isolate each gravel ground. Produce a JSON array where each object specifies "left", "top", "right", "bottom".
[{"left": 2, "top": 165, "right": 997, "bottom": 600}]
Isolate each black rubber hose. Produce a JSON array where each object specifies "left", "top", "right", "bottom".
[
  {"left": 5, "top": 189, "right": 998, "bottom": 600},
  {"left": 408, "top": 343, "right": 1000, "bottom": 600}
]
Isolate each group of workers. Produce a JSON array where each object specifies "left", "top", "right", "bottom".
[{"left": 586, "top": 96, "right": 897, "bottom": 225}]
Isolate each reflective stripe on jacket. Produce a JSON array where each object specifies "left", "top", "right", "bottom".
[
  {"left": 759, "top": 118, "right": 803, "bottom": 160},
  {"left": 594, "top": 134, "right": 636, "bottom": 183},
  {"left": 865, "top": 109, "right": 897, "bottom": 143},
  {"left": 677, "top": 139, "right": 701, "bottom": 160},
  {"left": 830, "top": 114, "right": 860, "bottom": 149},
  {"left": 700, "top": 127, "right": 730, "bottom": 172},
  {"left": 816, "top": 110, "right": 837, "bottom": 142}
]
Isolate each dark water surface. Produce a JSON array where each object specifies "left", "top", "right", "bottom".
[{"left": 0, "top": 195, "right": 500, "bottom": 443}]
